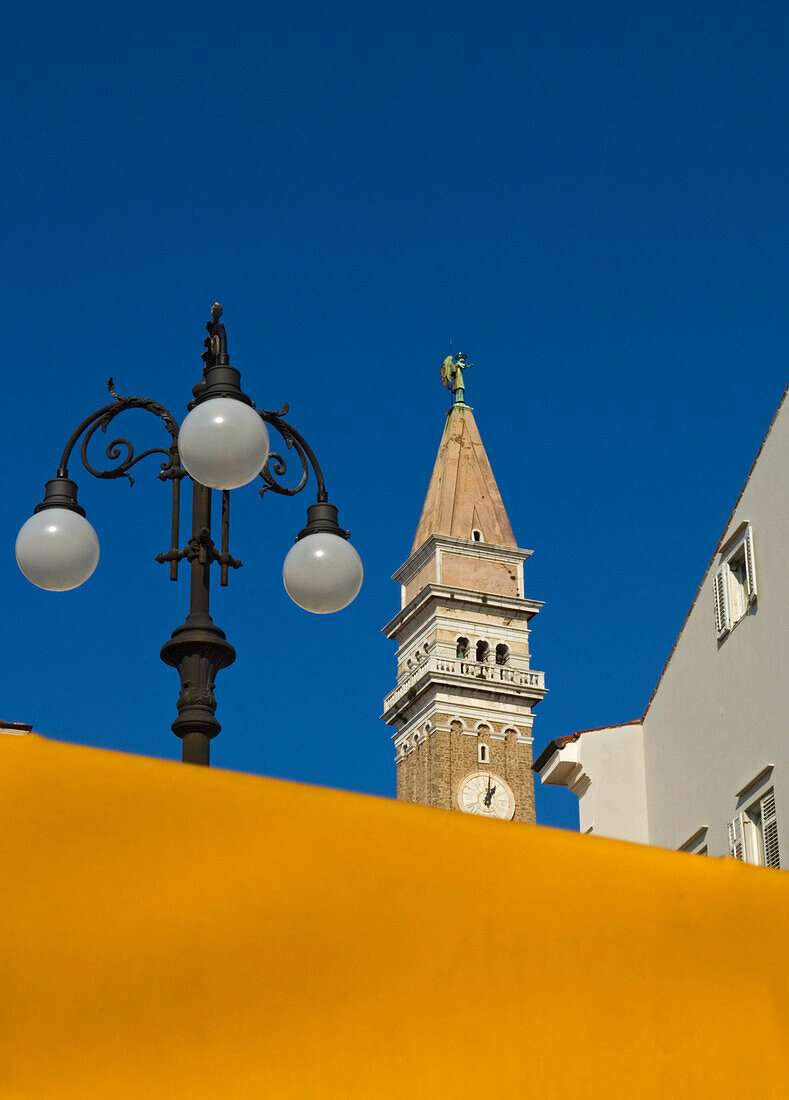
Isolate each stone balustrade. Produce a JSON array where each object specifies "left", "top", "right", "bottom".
[{"left": 383, "top": 656, "right": 545, "bottom": 712}]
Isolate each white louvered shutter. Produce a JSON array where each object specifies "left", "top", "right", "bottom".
[
  {"left": 744, "top": 526, "right": 758, "bottom": 601},
  {"left": 728, "top": 814, "right": 746, "bottom": 861},
  {"left": 714, "top": 567, "right": 732, "bottom": 636},
  {"left": 760, "top": 791, "right": 780, "bottom": 869},
  {"left": 713, "top": 570, "right": 724, "bottom": 633}
]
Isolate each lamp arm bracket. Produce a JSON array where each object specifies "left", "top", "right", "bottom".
[
  {"left": 57, "top": 380, "right": 183, "bottom": 487},
  {"left": 257, "top": 406, "right": 328, "bottom": 502}
]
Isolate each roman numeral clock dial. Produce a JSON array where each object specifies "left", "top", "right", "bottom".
[{"left": 458, "top": 772, "right": 516, "bottom": 820}]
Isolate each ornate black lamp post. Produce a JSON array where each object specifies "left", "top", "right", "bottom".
[{"left": 15, "top": 304, "right": 363, "bottom": 766}]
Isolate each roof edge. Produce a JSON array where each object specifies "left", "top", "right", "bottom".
[
  {"left": 642, "top": 380, "right": 789, "bottom": 721},
  {"left": 1, "top": 719, "right": 34, "bottom": 734},
  {"left": 533, "top": 720, "right": 641, "bottom": 773}
]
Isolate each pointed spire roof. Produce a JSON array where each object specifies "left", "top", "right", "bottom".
[{"left": 411, "top": 403, "right": 517, "bottom": 552}]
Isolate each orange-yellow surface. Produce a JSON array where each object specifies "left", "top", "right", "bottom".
[{"left": 2, "top": 733, "right": 788, "bottom": 1098}]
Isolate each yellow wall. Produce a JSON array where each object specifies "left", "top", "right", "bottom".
[{"left": 3, "top": 733, "right": 788, "bottom": 1098}]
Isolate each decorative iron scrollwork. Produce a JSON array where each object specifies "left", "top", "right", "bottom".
[
  {"left": 258, "top": 407, "right": 327, "bottom": 501},
  {"left": 57, "top": 380, "right": 186, "bottom": 578},
  {"left": 58, "top": 379, "right": 182, "bottom": 486},
  {"left": 56, "top": 380, "right": 329, "bottom": 593}
]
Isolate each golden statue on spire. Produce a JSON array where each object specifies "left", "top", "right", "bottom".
[{"left": 440, "top": 352, "right": 472, "bottom": 405}]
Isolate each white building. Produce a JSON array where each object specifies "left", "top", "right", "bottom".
[{"left": 535, "top": 386, "right": 789, "bottom": 869}]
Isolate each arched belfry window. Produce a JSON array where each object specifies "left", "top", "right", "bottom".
[
  {"left": 478, "top": 743, "right": 489, "bottom": 764},
  {"left": 456, "top": 636, "right": 469, "bottom": 659},
  {"left": 472, "top": 529, "right": 484, "bottom": 543},
  {"left": 476, "top": 640, "right": 490, "bottom": 663},
  {"left": 495, "top": 644, "right": 509, "bottom": 666}
]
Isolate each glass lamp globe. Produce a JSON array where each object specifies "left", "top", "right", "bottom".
[
  {"left": 283, "top": 532, "right": 363, "bottom": 614},
  {"left": 178, "top": 398, "right": 270, "bottom": 490},
  {"left": 16, "top": 508, "right": 100, "bottom": 592}
]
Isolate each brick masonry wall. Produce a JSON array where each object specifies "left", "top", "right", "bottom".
[{"left": 396, "top": 715, "right": 535, "bottom": 824}]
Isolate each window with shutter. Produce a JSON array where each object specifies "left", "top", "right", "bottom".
[
  {"left": 714, "top": 571, "right": 723, "bottom": 633},
  {"left": 714, "top": 567, "right": 732, "bottom": 636},
  {"left": 728, "top": 814, "right": 746, "bottom": 861},
  {"left": 715, "top": 525, "right": 758, "bottom": 637},
  {"left": 760, "top": 790, "right": 780, "bottom": 869},
  {"left": 732, "top": 788, "right": 781, "bottom": 868},
  {"left": 729, "top": 557, "right": 748, "bottom": 621},
  {"left": 743, "top": 525, "right": 757, "bottom": 601}
]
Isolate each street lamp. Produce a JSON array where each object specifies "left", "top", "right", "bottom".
[{"left": 15, "top": 303, "right": 363, "bottom": 766}]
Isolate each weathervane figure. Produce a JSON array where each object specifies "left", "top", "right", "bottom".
[{"left": 440, "top": 352, "right": 473, "bottom": 405}]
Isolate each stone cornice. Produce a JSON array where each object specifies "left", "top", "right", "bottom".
[{"left": 382, "top": 582, "right": 544, "bottom": 640}]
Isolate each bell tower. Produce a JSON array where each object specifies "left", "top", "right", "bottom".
[{"left": 381, "top": 357, "right": 546, "bottom": 822}]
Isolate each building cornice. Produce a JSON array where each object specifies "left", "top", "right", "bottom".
[
  {"left": 532, "top": 720, "right": 641, "bottom": 774},
  {"left": 533, "top": 740, "right": 587, "bottom": 791},
  {"left": 382, "top": 583, "right": 543, "bottom": 640},
  {"left": 0, "top": 720, "right": 33, "bottom": 736}
]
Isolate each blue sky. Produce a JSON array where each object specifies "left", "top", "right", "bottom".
[{"left": 3, "top": 0, "right": 789, "bottom": 830}]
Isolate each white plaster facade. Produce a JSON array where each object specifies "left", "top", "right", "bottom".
[
  {"left": 536, "top": 386, "right": 789, "bottom": 867},
  {"left": 538, "top": 722, "right": 648, "bottom": 842}
]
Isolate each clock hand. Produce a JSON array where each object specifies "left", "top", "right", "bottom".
[
  {"left": 483, "top": 778, "right": 496, "bottom": 808},
  {"left": 483, "top": 774, "right": 492, "bottom": 807}
]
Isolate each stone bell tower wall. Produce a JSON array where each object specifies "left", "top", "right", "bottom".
[
  {"left": 383, "top": 396, "right": 546, "bottom": 825},
  {"left": 396, "top": 717, "right": 536, "bottom": 824},
  {"left": 440, "top": 554, "right": 520, "bottom": 598}
]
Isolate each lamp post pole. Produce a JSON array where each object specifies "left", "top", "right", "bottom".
[
  {"left": 160, "top": 476, "right": 235, "bottom": 766},
  {"left": 16, "top": 304, "right": 363, "bottom": 766}
]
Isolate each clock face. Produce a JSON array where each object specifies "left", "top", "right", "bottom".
[{"left": 458, "top": 772, "right": 515, "bottom": 820}]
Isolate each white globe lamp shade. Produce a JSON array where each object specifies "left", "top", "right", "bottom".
[
  {"left": 16, "top": 507, "right": 100, "bottom": 592},
  {"left": 178, "top": 398, "right": 269, "bottom": 490},
  {"left": 283, "top": 531, "right": 363, "bottom": 614}
]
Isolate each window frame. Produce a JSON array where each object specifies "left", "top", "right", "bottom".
[
  {"left": 728, "top": 788, "right": 780, "bottom": 869},
  {"left": 714, "top": 524, "right": 757, "bottom": 638},
  {"left": 758, "top": 789, "right": 781, "bottom": 869}
]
